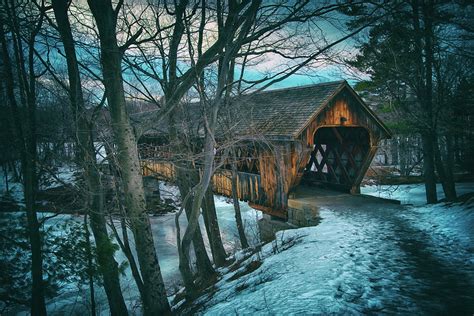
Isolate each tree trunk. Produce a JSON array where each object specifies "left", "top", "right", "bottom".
[
  {"left": 86, "top": 169, "right": 128, "bottom": 315},
  {"left": 83, "top": 215, "right": 97, "bottom": 316},
  {"left": 175, "top": 170, "right": 199, "bottom": 295},
  {"left": 0, "top": 16, "right": 47, "bottom": 316},
  {"left": 51, "top": 1, "right": 128, "bottom": 314},
  {"left": 434, "top": 135, "right": 457, "bottom": 201},
  {"left": 421, "top": 133, "right": 438, "bottom": 203},
  {"left": 192, "top": 223, "right": 215, "bottom": 281},
  {"left": 3, "top": 165, "right": 8, "bottom": 192},
  {"left": 231, "top": 160, "right": 249, "bottom": 249},
  {"left": 412, "top": 0, "right": 438, "bottom": 204},
  {"left": 103, "top": 142, "right": 147, "bottom": 299},
  {"left": 24, "top": 163, "right": 46, "bottom": 316},
  {"left": 176, "top": 36, "right": 237, "bottom": 296},
  {"left": 175, "top": 167, "right": 215, "bottom": 280},
  {"left": 202, "top": 187, "right": 227, "bottom": 266},
  {"left": 87, "top": 1, "right": 170, "bottom": 314},
  {"left": 119, "top": 216, "right": 146, "bottom": 297},
  {"left": 178, "top": 130, "right": 217, "bottom": 298},
  {"left": 445, "top": 133, "right": 457, "bottom": 198}
]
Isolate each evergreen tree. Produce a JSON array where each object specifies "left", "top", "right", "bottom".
[{"left": 344, "top": 0, "right": 473, "bottom": 202}]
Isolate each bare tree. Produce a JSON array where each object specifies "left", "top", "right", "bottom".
[
  {"left": 49, "top": 0, "right": 128, "bottom": 314},
  {"left": 174, "top": 0, "right": 375, "bottom": 297},
  {"left": 86, "top": 0, "right": 171, "bottom": 314},
  {"left": 122, "top": 0, "right": 374, "bottom": 296},
  {"left": 0, "top": 0, "right": 48, "bottom": 313}
]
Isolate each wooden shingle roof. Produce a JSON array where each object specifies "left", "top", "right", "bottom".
[
  {"left": 136, "top": 80, "right": 390, "bottom": 140},
  {"left": 221, "top": 80, "right": 346, "bottom": 138}
]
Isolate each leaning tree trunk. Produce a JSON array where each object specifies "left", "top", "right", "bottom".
[
  {"left": 175, "top": 167, "right": 215, "bottom": 281},
  {"left": 178, "top": 126, "right": 218, "bottom": 298},
  {"left": 51, "top": 1, "right": 128, "bottom": 314},
  {"left": 202, "top": 187, "right": 228, "bottom": 266},
  {"left": 166, "top": 104, "right": 215, "bottom": 293},
  {"left": 230, "top": 157, "right": 249, "bottom": 249},
  {"left": 87, "top": 0, "right": 170, "bottom": 314}
]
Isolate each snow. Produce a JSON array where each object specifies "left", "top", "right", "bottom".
[
  {"left": 47, "top": 165, "right": 78, "bottom": 189},
  {"left": 361, "top": 182, "right": 474, "bottom": 205},
  {"left": 3, "top": 171, "right": 473, "bottom": 314},
  {"left": 37, "top": 192, "right": 260, "bottom": 314},
  {"left": 3, "top": 191, "right": 261, "bottom": 315},
  {"left": 190, "top": 200, "right": 474, "bottom": 315},
  {"left": 0, "top": 176, "right": 24, "bottom": 207},
  {"left": 0, "top": 166, "right": 78, "bottom": 206},
  {"left": 1, "top": 168, "right": 263, "bottom": 314},
  {"left": 126, "top": 192, "right": 261, "bottom": 291}
]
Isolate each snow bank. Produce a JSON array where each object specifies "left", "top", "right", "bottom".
[
  {"left": 190, "top": 202, "right": 474, "bottom": 315},
  {"left": 0, "top": 177, "right": 24, "bottom": 207},
  {"left": 361, "top": 182, "right": 474, "bottom": 205}
]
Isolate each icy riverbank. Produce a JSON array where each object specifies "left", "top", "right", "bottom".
[
  {"left": 1, "top": 175, "right": 262, "bottom": 314},
  {"left": 361, "top": 182, "right": 474, "bottom": 205},
  {"left": 3, "top": 174, "right": 473, "bottom": 314},
  {"left": 185, "top": 197, "right": 474, "bottom": 314}
]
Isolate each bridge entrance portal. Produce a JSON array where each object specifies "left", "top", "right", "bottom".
[{"left": 302, "top": 127, "right": 370, "bottom": 192}]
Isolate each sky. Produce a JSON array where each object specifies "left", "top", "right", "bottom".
[{"left": 40, "top": 0, "right": 365, "bottom": 104}]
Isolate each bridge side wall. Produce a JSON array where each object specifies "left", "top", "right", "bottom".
[{"left": 141, "top": 160, "right": 286, "bottom": 215}]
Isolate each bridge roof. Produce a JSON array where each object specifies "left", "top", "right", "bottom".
[
  {"left": 135, "top": 80, "right": 391, "bottom": 140},
  {"left": 224, "top": 80, "right": 346, "bottom": 139}
]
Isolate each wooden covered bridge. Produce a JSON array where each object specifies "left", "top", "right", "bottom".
[{"left": 139, "top": 80, "right": 391, "bottom": 220}]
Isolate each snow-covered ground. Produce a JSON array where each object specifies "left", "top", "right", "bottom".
[
  {"left": 0, "top": 175, "right": 24, "bottom": 208},
  {"left": 137, "top": 194, "right": 261, "bottom": 291},
  {"left": 42, "top": 165, "right": 78, "bottom": 189},
  {"left": 361, "top": 182, "right": 474, "bottom": 205},
  {"left": 1, "top": 166, "right": 263, "bottom": 314},
  {"left": 189, "top": 198, "right": 474, "bottom": 314},
  {"left": 3, "top": 172, "right": 474, "bottom": 314}
]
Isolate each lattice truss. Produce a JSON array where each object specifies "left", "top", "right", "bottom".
[
  {"left": 219, "top": 145, "right": 261, "bottom": 174},
  {"left": 305, "top": 127, "right": 369, "bottom": 186}
]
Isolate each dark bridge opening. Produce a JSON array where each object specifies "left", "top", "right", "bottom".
[{"left": 302, "top": 127, "right": 370, "bottom": 192}]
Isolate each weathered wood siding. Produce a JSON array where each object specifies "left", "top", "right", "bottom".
[
  {"left": 141, "top": 159, "right": 273, "bottom": 212},
  {"left": 246, "top": 141, "right": 310, "bottom": 217},
  {"left": 141, "top": 161, "right": 176, "bottom": 180},
  {"left": 298, "top": 87, "right": 387, "bottom": 147},
  {"left": 294, "top": 86, "right": 389, "bottom": 193},
  {"left": 212, "top": 169, "right": 266, "bottom": 205}
]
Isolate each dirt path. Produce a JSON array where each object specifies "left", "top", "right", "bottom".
[
  {"left": 315, "top": 193, "right": 474, "bottom": 314},
  {"left": 218, "top": 186, "right": 474, "bottom": 314}
]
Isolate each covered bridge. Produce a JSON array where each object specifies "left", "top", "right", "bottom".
[{"left": 140, "top": 80, "right": 391, "bottom": 219}]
